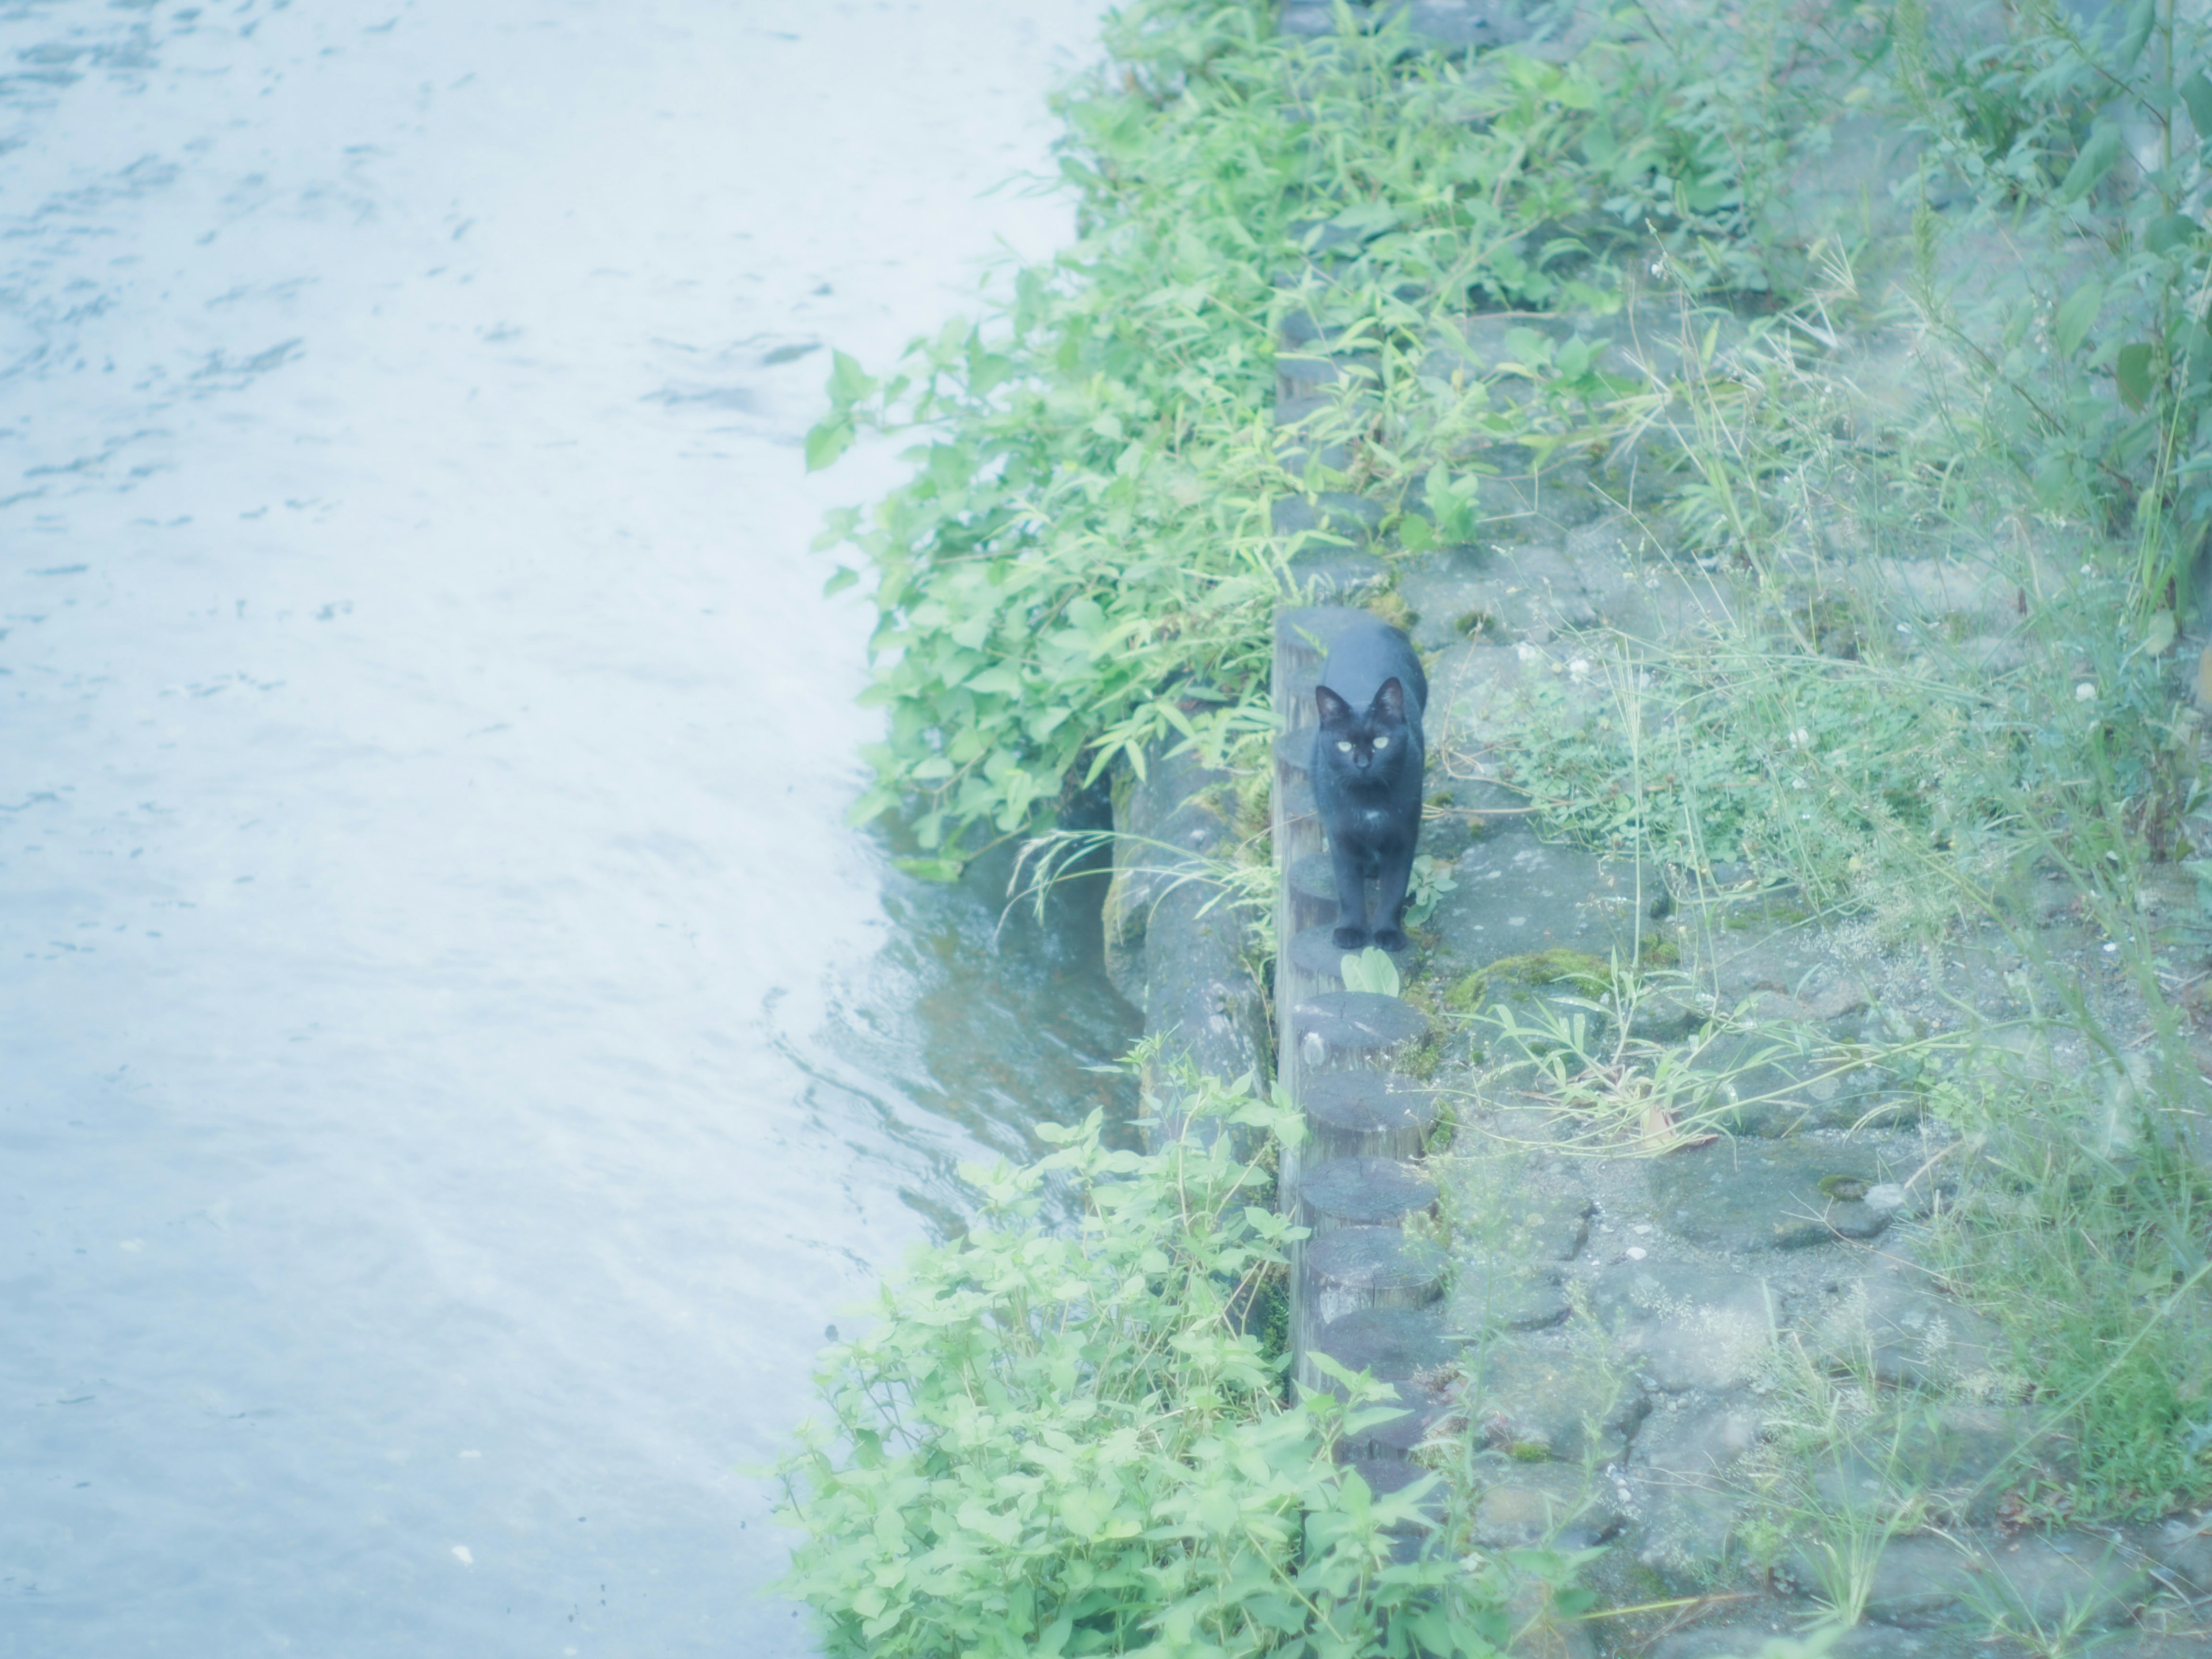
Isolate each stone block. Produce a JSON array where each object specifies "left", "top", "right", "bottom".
[
  {"left": 1810, "top": 1403, "right": 2058, "bottom": 1524},
  {"left": 1812, "top": 1275, "right": 2006, "bottom": 1392},
  {"left": 1463, "top": 1340, "right": 1650, "bottom": 1463},
  {"left": 1473, "top": 1460, "right": 1624, "bottom": 1549},
  {"left": 1450, "top": 1259, "right": 1570, "bottom": 1334},
  {"left": 1627, "top": 1402, "right": 1763, "bottom": 1582},
  {"left": 1591, "top": 1260, "right": 1778, "bottom": 1392},
  {"left": 1649, "top": 1142, "right": 1892, "bottom": 1252},
  {"left": 1788, "top": 1531, "right": 2146, "bottom": 1629}
]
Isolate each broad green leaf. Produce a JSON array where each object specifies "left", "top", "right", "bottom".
[
  {"left": 2147, "top": 213, "right": 2202, "bottom": 254},
  {"left": 2056, "top": 123, "right": 2125, "bottom": 205},
  {"left": 2184, "top": 70, "right": 2212, "bottom": 147},
  {"left": 804, "top": 416, "right": 854, "bottom": 473},
  {"left": 1339, "top": 948, "right": 1402, "bottom": 998},
  {"left": 2053, "top": 281, "right": 2105, "bottom": 357},
  {"left": 2117, "top": 0, "right": 2157, "bottom": 69},
  {"left": 826, "top": 348, "right": 877, "bottom": 407},
  {"left": 822, "top": 565, "right": 859, "bottom": 597},
  {"left": 2146, "top": 609, "right": 2178, "bottom": 657},
  {"left": 2116, "top": 342, "right": 2158, "bottom": 410}
]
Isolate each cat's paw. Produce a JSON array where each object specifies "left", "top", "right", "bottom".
[
  {"left": 1372, "top": 927, "right": 1407, "bottom": 952},
  {"left": 1332, "top": 925, "right": 1369, "bottom": 949}
]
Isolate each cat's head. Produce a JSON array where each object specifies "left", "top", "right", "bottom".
[{"left": 1315, "top": 678, "right": 1411, "bottom": 777}]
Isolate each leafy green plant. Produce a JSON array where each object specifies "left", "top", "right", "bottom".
[
  {"left": 804, "top": 0, "right": 1851, "bottom": 863},
  {"left": 1339, "top": 946, "right": 1403, "bottom": 997},
  {"left": 774, "top": 1079, "right": 1552, "bottom": 1657}
]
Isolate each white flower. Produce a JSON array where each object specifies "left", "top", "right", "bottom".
[
  {"left": 2075, "top": 681, "right": 2097, "bottom": 703},
  {"left": 1568, "top": 657, "right": 1591, "bottom": 681}
]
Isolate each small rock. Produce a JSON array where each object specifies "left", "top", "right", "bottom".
[
  {"left": 1804, "top": 971, "right": 1874, "bottom": 1022},
  {"left": 1650, "top": 1142, "right": 1891, "bottom": 1252},
  {"left": 1590, "top": 1260, "right": 1778, "bottom": 1392},
  {"left": 1463, "top": 1340, "right": 1650, "bottom": 1463}
]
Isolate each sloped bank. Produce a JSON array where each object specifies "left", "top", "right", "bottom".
[{"left": 1103, "top": 736, "right": 1271, "bottom": 1139}]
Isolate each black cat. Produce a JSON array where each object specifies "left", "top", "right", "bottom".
[{"left": 1312, "top": 618, "right": 1427, "bottom": 952}]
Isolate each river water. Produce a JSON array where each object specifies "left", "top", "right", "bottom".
[{"left": 0, "top": 2, "right": 1128, "bottom": 1653}]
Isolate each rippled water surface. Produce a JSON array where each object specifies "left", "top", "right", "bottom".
[{"left": 0, "top": 3, "right": 1129, "bottom": 1653}]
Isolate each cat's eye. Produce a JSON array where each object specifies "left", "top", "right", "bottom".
[
  {"left": 1336, "top": 740, "right": 1353, "bottom": 752},
  {"left": 1373, "top": 735, "right": 1390, "bottom": 749}
]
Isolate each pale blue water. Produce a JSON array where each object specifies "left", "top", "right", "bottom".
[{"left": 0, "top": 2, "right": 1124, "bottom": 1653}]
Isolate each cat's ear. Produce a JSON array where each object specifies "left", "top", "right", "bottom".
[
  {"left": 1370, "top": 677, "right": 1406, "bottom": 722},
  {"left": 1315, "top": 684, "right": 1354, "bottom": 725}
]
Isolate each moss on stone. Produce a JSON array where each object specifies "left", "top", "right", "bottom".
[{"left": 1446, "top": 948, "right": 1615, "bottom": 1012}]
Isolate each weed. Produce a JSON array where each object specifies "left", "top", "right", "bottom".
[{"left": 774, "top": 1077, "right": 1560, "bottom": 1656}]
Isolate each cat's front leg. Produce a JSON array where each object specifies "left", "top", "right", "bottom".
[
  {"left": 1327, "top": 838, "right": 1370, "bottom": 949},
  {"left": 1369, "top": 840, "right": 1415, "bottom": 952}
]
